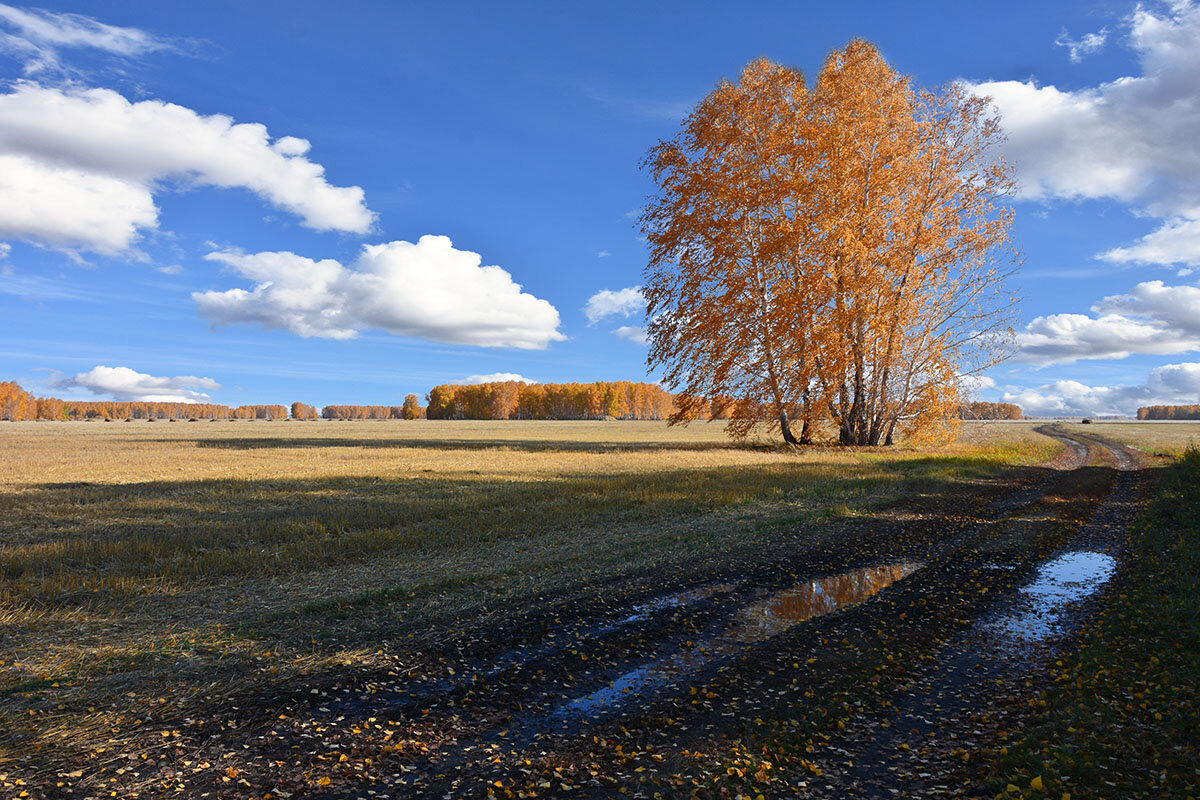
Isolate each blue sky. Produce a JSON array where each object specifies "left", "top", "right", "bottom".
[{"left": 1, "top": 1, "right": 1199, "bottom": 415}]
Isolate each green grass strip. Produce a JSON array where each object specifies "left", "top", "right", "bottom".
[{"left": 988, "top": 447, "right": 1200, "bottom": 799}]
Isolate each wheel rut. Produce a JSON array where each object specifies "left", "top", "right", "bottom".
[
  {"left": 317, "top": 427, "right": 1150, "bottom": 799},
  {"left": 62, "top": 427, "right": 1150, "bottom": 800},
  {"left": 803, "top": 428, "right": 1147, "bottom": 799}
]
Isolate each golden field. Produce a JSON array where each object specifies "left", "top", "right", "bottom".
[{"left": 0, "top": 419, "right": 1061, "bottom": 772}]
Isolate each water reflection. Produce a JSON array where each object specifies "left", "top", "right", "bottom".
[
  {"left": 732, "top": 563, "right": 920, "bottom": 644},
  {"left": 619, "top": 583, "right": 737, "bottom": 626},
  {"left": 563, "top": 562, "right": 921, "bottom": 716},
  {"left": 990, "top": 551, "right": 1116, "bottom": 641}
]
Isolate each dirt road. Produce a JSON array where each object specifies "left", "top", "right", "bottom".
[{"left": 18, "top": 427, "right": 1151, "bottom": 799}]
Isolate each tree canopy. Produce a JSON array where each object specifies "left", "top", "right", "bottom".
[{"left": 642, "top": 42, "right": 1017, "bottom": 445}]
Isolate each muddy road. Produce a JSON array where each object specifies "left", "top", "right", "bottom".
[{"left": 21, "top": 427, "right": 1152, "bottom": 799}]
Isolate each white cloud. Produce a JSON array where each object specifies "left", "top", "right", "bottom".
[
  {"left": 0, "top": 3, "right": 171, "bottom": 74},
  {"left": 613, "top": 325, "right": 649, "bottom": 345},
  {"left": 597, "top": 249, "right": 611, "bottom": 258},
  {"left": 1055, "top": 27, "right": 1109, "bottom": 63},
  {"left": 583, "top": 286, "right": 643, "bottom": 324},
  {"left": 0, "top": 83, "right": 374, "bottom": 253},
  {"left": 0, "top": 242, "right": 9, "bottom": 258},
  {"left": 1017, "top": 280, "right": 1200, "bottom": 364},
  {"left": 1094, "top": 280, "right": 1200, "bottom": 330},
  {"left": 54, "top": 365, "right": 219, "bottom": 402},
  {"left": 155, "top": 264, "right": 182, "bottom": 275},
  {"left": 0, "top": 153, "right": 157, "bottom": 253},
  {"left": 968, "top": 2, "right": 1200, "bottom": 265},
  {"left": 1016, "top": 312, "right": 1198, "bottom": 363},
  {"left": 1002, "top": 362, "right": 1200, "bottom": 416},
  {"left": 195, "top": 235, "right": 565, "bottom": 349},
  {"left": 455, "top": 373, "right": 537, "bottom": 385},
  {"left": 1100, "top": 217, "right": 1200, "bottom": 266}
]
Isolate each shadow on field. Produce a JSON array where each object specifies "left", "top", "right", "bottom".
[
  {"left": 4, "top": 438, "right": 1153, "bottom": 800},
  {"left": 179, "top": 436, "right": 752, "bottom": 453},
  {"left": 3, "top": 452, "right": 1030, "bottom": 606}
]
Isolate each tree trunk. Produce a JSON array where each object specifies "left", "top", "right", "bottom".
[
  {"left": 883, "top": 418, "right": 898, "bottom": 446},
  {"left": 778, "top": 410, "right": 799, "bottom": 446},
  {"left": 799, "top": 389, "right": 814, "bottom": 445}
]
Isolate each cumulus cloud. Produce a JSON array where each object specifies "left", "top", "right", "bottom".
[
  {"left": 968, "top": 2, "right": 1200, "bottom": 265},
  {"left": 584, "top": 286, "right": 649, "bottom": 343},
  {"left": 1054, "top": 27, "right": 1109, "bottom": 62},
  {"left": 54, "top": 365, "right": 219, "bottom": 402},
  {"left": 195, "top": 235, "right": 565, "bottom": 350},
  {"left": 1002, "top": 362, "right": 1200, "bottom": 416},
  {"left": 1017, "top": 280, "right": 1200, "bottom": 364},
  {"left": 0, "top": 3, "right": 171, "bottom": 75},
  {"left": 455, "top": 373, "right": 537, "bottom": 385},
  {"left": 0, "top": 83, "right": 374, "bottom": 253},
  {"left": 1100, "top": 217, "right": 1200, "bottom": 266},
  {"left": 583, "top": 286, "right": 643, "bottom": 324},
  {"left": 613, "top": 325, "right": 649, "bottom": 345}
]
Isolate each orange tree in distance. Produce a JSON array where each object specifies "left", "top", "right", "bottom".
[
  {"left": 401, "top": 394, "right": 422, "bottom": 419},
  {"left": 641, "top": 42, "right": 1018, "bottom": 446}
]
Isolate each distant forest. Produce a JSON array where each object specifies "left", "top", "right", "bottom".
[
  {"left": 956, "top": 402, "right": 1023, "bottom": 420},
  {"left": 1137, "top": 405, "right": 1200, "bottom": 420},
  {"left": 425, "top": 381, "right": 677, "bottom": 420},
  {"left": 2, "top": 378, "right": 1023, "bottom": 423}
]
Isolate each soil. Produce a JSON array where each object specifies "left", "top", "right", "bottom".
[{"left": 12, "top": 427, "right": 1152, "bottom": 800}]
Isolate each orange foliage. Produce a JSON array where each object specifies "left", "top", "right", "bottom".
[
  {"left": 959, "top": 402, "right": 1022, "bottom": 420},
  {"left": 401, "top": 394, "right": 423, "bottom": 420},
  {"left": 1138, "top": 405, "right": 1200, "bottom": 420},
  {"left": 321, "top": 405, "right": 407, "bottom": 420},
  {"left": 291, "top": 402, "right": 319, "bottom": 420},
  {"left": 642, "top": 43, "right": 1017, "bottom": 446},
  {"left": 0, "top": 381, "right": 36, "bottom": 420},
  {"left": 424, "top": 381, "right": 676, "bottom": 420}
]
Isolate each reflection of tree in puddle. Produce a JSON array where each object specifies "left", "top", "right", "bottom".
[{"left": 732, "top": 563, "right": 922, "bottom": 644}]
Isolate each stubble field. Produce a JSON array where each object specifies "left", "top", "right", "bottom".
[{"left": 0, "top": 419, "right": 1193, "bottom": 798}]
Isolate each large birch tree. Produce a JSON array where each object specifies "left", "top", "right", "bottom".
[{"left": 642, "top": 41, "right": 1017, "bottom": 446}]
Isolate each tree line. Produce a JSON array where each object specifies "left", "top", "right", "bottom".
[
  {"left": 0, "top": 387, "right": 292, "bottom": 420},
  {"left": 3, "top": 378, "right": 1025, "bottom": 427},
  {"left": 0, "top": 381, "right": 428, "bottom": 421},
  {"left": 1138, "top": 405, "right": 1200, "bottom": 420},
  {"left": 957, "top": 402, "right": 1023, "bottom": 420},
  {"left": 322, "top": 395, "right": 422, "bottom": 420},
  {"left": 425, "top": 381, "right": 676, "bottom": 420}
]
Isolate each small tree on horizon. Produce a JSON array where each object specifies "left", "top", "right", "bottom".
[{"left": 401, "top": 393, "right": 422, "bottom": 420}]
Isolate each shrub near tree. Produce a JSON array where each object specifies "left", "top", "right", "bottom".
[{"left": 641, "top": 42, "right": 1018, "bottom": 446}]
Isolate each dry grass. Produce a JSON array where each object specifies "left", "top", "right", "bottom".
[
  {"left": 0, "top": 419, "right": 1061, "bottom": 769},
  {"left": 1063, "top": 421, "right": 1200, "bottom": 458}
]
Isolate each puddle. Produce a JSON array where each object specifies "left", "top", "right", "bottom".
[
  {"left": 618, "top": 583, "right": 737, "bottom": 626},
  {"left": 562, "top": 562, "right": 921, "bottom": 717},
  {"left": 480, "top": 583, "right": 735, "bottom": 681},
  {"left": 990, "top": 551, "right": 1116, "bottom": 641},
  {"left": 730, "top": 564, "right": 920, "bottom": 644}
]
